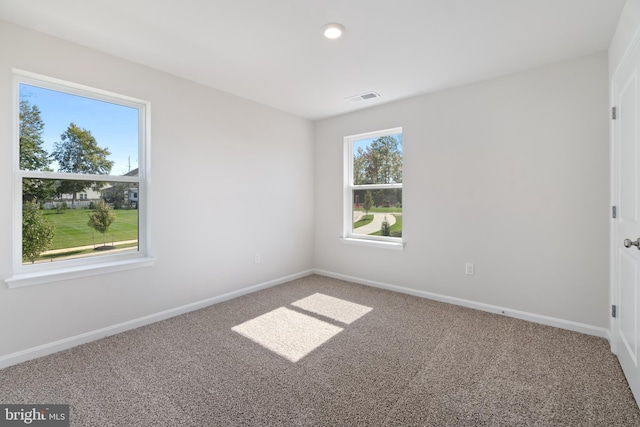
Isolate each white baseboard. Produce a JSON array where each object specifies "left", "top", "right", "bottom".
[
  {"left": 0, "top": 269, "right": 314, "bottom": 370},
  {"left": 1, "top": 268, "right": 609, "bottom": 370},
  {"left": 313, "top": 269, "right": 610, "bottom": 340}
]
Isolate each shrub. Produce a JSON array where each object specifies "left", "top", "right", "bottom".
[
  {"left": 381, "top": 216, "right": 391, "bottom": 236},
  {"left": 22, "top": 200, "right": 55, "bottom": 263}
]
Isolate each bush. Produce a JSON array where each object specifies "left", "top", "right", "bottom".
[
  {"left": 22, "top": 200, "right": 55, "bottom": 263},
  {"left": 55, "top": 202, "right": 69, "bottom": 213},
  {"left": 381, "top": 216, "right": 391, "bottom": 236}
]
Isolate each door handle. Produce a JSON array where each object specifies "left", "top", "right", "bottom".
[{"left": 624, "top": 238, "right": 640, "bottom": 249}]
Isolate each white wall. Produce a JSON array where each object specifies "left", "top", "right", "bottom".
[
  {"left": 0, "top": 21, "right": 315, "bottom": 358},
  {"left": 0, "top": 16, "right": 615, "bottom": 362},
  {"left": 314, "top": 53, "right": 610, "bottom": 329}
]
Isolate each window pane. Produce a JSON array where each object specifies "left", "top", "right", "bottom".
[
  {"left": 22, "top": 179, "right": 139, "bottom": 265},
  {"left": 19, "top": 83, "right": 139, "bottom": 176},
  {"left": 352, "top": 189, "right": 402, "bottom": 237},
  {"left": 353, "top": 132, "right": 402, "bottom": 185}
]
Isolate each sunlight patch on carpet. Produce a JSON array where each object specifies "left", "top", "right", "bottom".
[
  {"left": 232, "top": 307, "right": 343, "bottom": 362},
  {"left": 291, "top": 293, "right": 372, "bottom": 324}
]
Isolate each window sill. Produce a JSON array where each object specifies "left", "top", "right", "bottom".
[
  {"left": 341, "top": 237, "right": 405, "bottom": 251},
  {"left": 4, "top": 256, "right": 156, "bottom": 289}
]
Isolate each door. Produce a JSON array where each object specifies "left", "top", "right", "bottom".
[{"left": 612, "top": 38, "right": 640, "bottom": 407}]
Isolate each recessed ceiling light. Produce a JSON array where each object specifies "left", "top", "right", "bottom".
[{"left": 324, "top": 23, "right": 345, "bottom": 39}]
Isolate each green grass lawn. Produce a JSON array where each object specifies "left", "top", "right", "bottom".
[
  {"left": 42, "top": 208, "right": 138, "bottom": 250},
  {"left": 368, "top": 206, "right": 402, "bottom": 213},
  {"left": 354, "top": 214, "right": 374, "bottom": 228},
  {"left": 354, "top": 207, "right": 402, "bottom": 214}
]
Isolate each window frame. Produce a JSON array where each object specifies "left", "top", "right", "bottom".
[
  {"left": 342, "top": 127, "right": 404, "bottom": 250},
  {"left": 6, "top": 70, "right": 154, "bottom": 288}
]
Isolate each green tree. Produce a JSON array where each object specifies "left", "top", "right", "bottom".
[
  {"left": 353, "top": 146, "right": 366, "bottom": 185},
  {"left": 87, "top": 200, "right": 116, "bottom": 247},
  {"left": 105, "top": 183, "right": 127, "bottom": 209},
  {"left": 19, "top": 100, "right": 55, "bottom": 201},
  {"left": 363, "top": 190, "right": 373, "bottom": 218},
  {"left": 373, "top": 189, "right": 385, "bottom": 207},
  {"left": 354, "top": 135, "right": 402, "bottom": 185},
  {"left": 19, "top": 100, "right": 49, "bottom": 170},
  {"left": 22, "top": 200, "right": 55, "bottom": 263},
  {"left": 52, "top": 123, "right": 114, "bottom": 205}
]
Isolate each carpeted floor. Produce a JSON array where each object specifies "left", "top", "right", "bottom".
[{"left": 1, "top": 274, "right": 639, "bottom": 426}]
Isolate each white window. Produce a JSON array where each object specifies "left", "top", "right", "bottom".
[
  {"left": 6, "top": 70, "right": 153, "bottom": 288},
  {"left": 343, "top": 127, "right": 404, "bottom": 250}
]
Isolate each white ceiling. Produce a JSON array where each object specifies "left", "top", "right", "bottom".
[{"left": 0, "top": 0, "right": 627, "bottom": 120}]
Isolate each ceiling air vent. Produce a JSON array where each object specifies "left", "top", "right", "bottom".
[{"left": 345, "top": 91, "right": 381, "bottom": 104}]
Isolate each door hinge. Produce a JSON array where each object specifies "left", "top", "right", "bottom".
[
  {"left": 612, "top": 106, "right": 617, "bottom": 120},
  {"left": 612, "top": 205, "right": 617, "bottom": 219},
  {"left": 612, "top": 304, "right": 617, "bottom": 318}
]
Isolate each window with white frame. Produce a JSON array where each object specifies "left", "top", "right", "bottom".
[
  {"left": 344, "top": 127, "right": 403, "bottom": 248},
  {"left": 7, "top": 70, "right": 152, "bottom": 288}
]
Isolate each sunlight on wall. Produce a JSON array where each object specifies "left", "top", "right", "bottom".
[{"left": 231, "top": 293, "right": 372, "bottom": 362}]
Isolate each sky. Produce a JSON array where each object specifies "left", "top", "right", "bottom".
[
  {"left": 353, "top": 133, "right": 403, "bottom": 156},
  {"left": 20, "top": 83, "right": 139, "bottom": 176}
]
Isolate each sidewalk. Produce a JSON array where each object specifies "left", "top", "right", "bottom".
[
  {"left": 41, "top": 240, "right": 138, "bottom": 255},
  {"left": 353, "top": 213, "right": 397, "bottom": 235}
]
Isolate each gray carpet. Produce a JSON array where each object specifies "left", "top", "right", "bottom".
[{"left": 1, "top": 274, "right": 639, "bottom": 426}]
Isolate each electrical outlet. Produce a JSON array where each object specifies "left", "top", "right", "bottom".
[
  {"left": 254, "top": 253, "right": 261, "bottom": 264},
  {"left": 465, "top": 262, "right": 475, "bottom": 275}
]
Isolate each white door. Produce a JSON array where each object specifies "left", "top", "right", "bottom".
[{"left": 612, "top": 38, "right": 640, "bottom": 407}]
